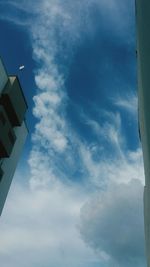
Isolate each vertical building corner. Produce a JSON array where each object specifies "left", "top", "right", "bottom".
[{"left": 0, "top": 58, "right": 28, "bottom": 216}]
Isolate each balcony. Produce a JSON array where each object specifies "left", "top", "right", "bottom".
[
  {"left": 0, "top": 76, "right": 28, "bottom": 127},
  {"left": 0, "top": 105, "right": 16, "bottom": 158}
]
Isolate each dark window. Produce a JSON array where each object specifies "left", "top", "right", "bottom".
[
  {"left": 0, "top": 112, "right": 6, "bottom": 125},
  {"left": 0, "top": 167, "right": 3, "bottom": 182},
  {"left": 8, "top": 130, "right": 15, "bottom": 145}
]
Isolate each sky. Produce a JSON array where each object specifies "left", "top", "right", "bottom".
[{"left": 0, "top": 0, "right": 147, "bottom": 267}]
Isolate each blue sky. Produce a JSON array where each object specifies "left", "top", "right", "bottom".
[{"left": 0, "top": 1, "right": 146, "bottom": 267}]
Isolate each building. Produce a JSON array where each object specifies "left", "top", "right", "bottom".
[
  {"left": 136, "top": 0, "right": 150, "bottom": 266},
  {"left": 0, "top": 58, "right": 28, "bottom": 215}
]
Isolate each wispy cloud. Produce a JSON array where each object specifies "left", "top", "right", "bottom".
[
  {"left": 114, "top": 94, "right": 138, "bottom": 116},
  {"left": 80, "top": 144, "right": 144, "bottom": 187}
]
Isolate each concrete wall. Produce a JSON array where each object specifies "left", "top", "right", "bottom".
[
  {"left": 136, "top": 1, "right": 150, "bottom": 266},
  {"left": 0, "top": 122, "right": 28, "bottom": 215},
  {"left": 0, "top": 57, "right": 28, "bottom": 216},
  {"left": 0, "top": 58, "right": 8, "bottom": 93}
]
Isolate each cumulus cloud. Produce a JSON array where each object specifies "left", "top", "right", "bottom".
[{"left": 80, "top": 179, "right": 146, "bottom": 267}]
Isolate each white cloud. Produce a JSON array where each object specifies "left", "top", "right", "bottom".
[
  {"left": 84, "top": 112, "right": 123, "bottom": 150},
  {"left": 80, "top": 179, "right": 146, "bottom": 267},
  {"left": 0, "top": 179, "right": 100, "bottom": 267},
  {"left": 114, "top": 94, "right": 138, "bottom": 116},
  {"left": 0, "top": 138, "right": 145, "bottom": 267},
  {"left": 79, "top": 109, "right": 144, "bottom": 186},
  {"left": 80, "top": 143, "right": 144, "bottom": 187}
]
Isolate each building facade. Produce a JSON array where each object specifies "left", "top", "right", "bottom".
[
  {"left": 136, "top": 0, "right": 150, "bottom": 266},
  {"left": 0, "top": 58, "right": 28, "bottom": 215}
]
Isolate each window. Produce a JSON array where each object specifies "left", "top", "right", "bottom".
[
  {"left": 8, "top": 130, "right": 16, "bottom": 145},
  {"left": 0, "top": 112, "right": 6, "bottom": 125},
  {"left": 0, "top": 166, "right": 3, "bottom": 182}
]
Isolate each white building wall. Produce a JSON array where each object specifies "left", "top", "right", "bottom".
[{"left": 0, "top": 122, "right": 28, "bottom": 215}]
